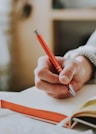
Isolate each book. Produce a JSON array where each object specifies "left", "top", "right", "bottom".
[
  {"left": 0, "top": 84, "right": 96, "bottom": 129},
  {"left": 66, "top": 96, "right": 96, "bottom": 129}
]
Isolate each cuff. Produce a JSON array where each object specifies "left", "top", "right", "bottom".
[{"left": 64, "top": 45, "right": 96, "bottom": 67}]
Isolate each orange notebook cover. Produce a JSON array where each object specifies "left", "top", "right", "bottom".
[
  {"left": 0, "top": 87, "right": 69, "bottom": 126},
  {"left": 0, "top": 99, "right": 67, "bottom": 125}
]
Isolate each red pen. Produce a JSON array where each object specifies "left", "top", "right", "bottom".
[{"left": 34, "top": 30, "right": 76, "bottom": 96}]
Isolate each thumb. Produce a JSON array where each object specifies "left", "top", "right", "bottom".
[{"left": 59, "top": 63, "right": 78, "bottom": 84}]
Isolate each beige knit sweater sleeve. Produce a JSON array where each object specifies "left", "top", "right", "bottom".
[{"left": 64, "top": 30, "right": 96, "bottom": 67}]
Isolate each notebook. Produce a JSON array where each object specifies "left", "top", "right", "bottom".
[{"left": 0, "top": 84, "right": 96, "bottom": 129}]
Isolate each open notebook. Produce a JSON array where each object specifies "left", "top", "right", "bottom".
[{"left": 0, "top": 84, "right": 96, "bottom": 129}]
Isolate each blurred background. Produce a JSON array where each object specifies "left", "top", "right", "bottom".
[{"left": 0, "top": 0, "right": 96, "bottom": 91}]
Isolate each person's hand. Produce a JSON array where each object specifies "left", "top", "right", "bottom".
[{"left": 34, "top": 55, "right": 93, "bottom": 99}]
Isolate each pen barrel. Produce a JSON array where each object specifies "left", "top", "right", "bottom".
[
  {"left": 34, "top": 30, "right": 76, "bottom": 96},
  {"left": 36, "top": 34, "right": 62, "bottom": 73}
]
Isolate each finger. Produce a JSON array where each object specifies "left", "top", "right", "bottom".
[
  {"left": 47, "top": 91, "right": 72, "bottom": 99},
  {"left": 34, "top": 67, "right": 60, "bottom": 84},
  {"left": 35, "top": 77, "right": 70, "bottom": 96},
  {"left": 38, "top": 56, "right": 64, "bottom": 73},
  {"left": 59, "top": 60, "right": 80, "bottom": 84},
  {"left": 35, "top": 56, "right": 65, "bottom": 83}
]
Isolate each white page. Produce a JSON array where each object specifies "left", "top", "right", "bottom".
[{"left": 3, "top": 84, "right": 96, "bottom": 116}]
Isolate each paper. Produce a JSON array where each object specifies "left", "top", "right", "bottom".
[
  {"left": 0, "top": 84, "right": 96, "bottom": 134},
  {"left": 3, "top": 84, "right": 96, "bottom": 116},
  {"left": 0, "top": 109, "right": 93, "bottom": 134}
]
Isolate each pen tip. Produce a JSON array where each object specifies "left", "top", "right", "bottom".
[
  {"left": 34, "top": 29, "right": 39, "bottom": 35},
  {"left": 68, "top": 84, "right": 76, "bottom": 97},
  {"left": 70, "top": 89, "right": 76, "bottom": 97}
]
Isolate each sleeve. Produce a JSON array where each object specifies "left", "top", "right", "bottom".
[{"left": 64, "top": 30, "right": 96, "bottom": 67}]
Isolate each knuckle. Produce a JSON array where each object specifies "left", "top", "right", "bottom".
[
  {"left": 34, "top": 67, "right": 44, "bottom": 78},
  {"left": 34, "top": 68, "right": 37, "bottom": 75},
  {"left": 38, "top": 56, "right": 47, "bottom": 63},
  {"left": 35, "top": 79, "right": 42, "bottom": 89}
]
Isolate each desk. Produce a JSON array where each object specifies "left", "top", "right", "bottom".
[{"left": 0, "top": 84, "right": 96, "bottom": 134}]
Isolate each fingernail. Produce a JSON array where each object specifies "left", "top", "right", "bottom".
[{"left": 60, "top": 75, "right": 69, "bottom": 84}]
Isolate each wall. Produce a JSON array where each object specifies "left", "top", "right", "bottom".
[{"left": 11, "top": 1, "right": 36, "bottom": 91}]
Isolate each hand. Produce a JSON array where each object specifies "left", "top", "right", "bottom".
[{"left": 34, "top": 55, "right": 93, "bottom": 99}]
